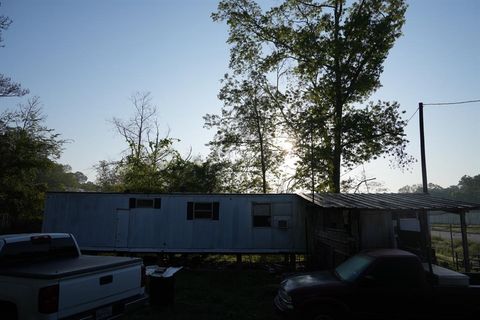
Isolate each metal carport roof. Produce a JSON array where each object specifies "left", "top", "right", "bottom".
[{"left": 298, "top": 193, "right": 480, "bottom": 212}]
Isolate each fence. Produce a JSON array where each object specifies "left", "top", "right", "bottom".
[{"left": 429, "top": 210, "right": 480, "bottom": 225}]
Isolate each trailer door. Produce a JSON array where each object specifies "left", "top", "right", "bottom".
[{"left": 115, "top": 208, "right": 130, "bottom": 248}]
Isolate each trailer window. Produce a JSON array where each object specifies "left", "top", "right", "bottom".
[
  {"left": 187, "top": 202, "right": 219, "bottom": 220},
  {"left": 129, "top": 198, "right": 161, "bottom": 209},
  {"left": 137, "top": 199, "right": 154, "bottom": 208},
  {"left": 252, "top": 203, "right": 271, "bottom": 227}
]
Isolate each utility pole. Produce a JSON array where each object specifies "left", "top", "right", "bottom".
[
  {"left": 419, "top": 102, "right": 433, "bottom": 274},
  {"left": 419, "top": 102, "right": 428, "bottom": 193}
]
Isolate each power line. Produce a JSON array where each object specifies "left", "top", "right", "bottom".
[
  {"left": 423, "top": 99, "right": 480, "bottom": 106},
  {"left": 405, "top": 107, "right": 419, "bottom": 125},
  {"left": 340, "top": 98, "right": 472, "bottom": 180},
  {"left": 402, "top": 98, "right": 477, "bottom": 126},
  {"left": 341, "top": 164, "right": 361, "bottom": 177}
]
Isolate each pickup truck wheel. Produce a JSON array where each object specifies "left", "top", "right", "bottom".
[
  {"left": 303, "top": 306, "right": 339, "bottom": 320},
  {"left": 0, "top": 301, "right": 18, "bottom": 320},
  {"left": 312, "top": 315, "right": 334, "bottom": 320}
]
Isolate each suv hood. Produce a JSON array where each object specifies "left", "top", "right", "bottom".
[{"left": 282, "top": 271, "right": 342, "bottom": 293}]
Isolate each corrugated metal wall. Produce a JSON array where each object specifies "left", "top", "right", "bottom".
[
  {"left": 43, "top": 193, "right": 307, "bottom": 253},
  {"left": 360, "top": 210, "right": 395, "bottom": 249}
]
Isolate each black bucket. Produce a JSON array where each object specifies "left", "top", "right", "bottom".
[{"left": 148, "top": 273, "right": 175, "bottom": 307}]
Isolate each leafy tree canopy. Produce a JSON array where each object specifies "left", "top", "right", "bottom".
[
  {"left": 398, "top": 174, "right": 480, "bottom": 204},
  {"left": 0, "top": 98, "right": 64, "bottom": 232},
  {"left": 213, "top": 0, "right": 412, "bottom": 192},
  {"left": 107, "top": 92, "right": 179, "bottom": 192},
  {"left": 37, "top": 163, "right": 98, "bottom": 192},
  {"left": 0, "top": 7, "right": 94, "bottom": 233},
  {"left": 0, "top": 6, "right": 29, "bottom": 97},
  {"left": 204, "top": 71, "right": 286, "bottom": 193},
  {"left": 98, "top": 92, "right": 229, "bottom": 193}
]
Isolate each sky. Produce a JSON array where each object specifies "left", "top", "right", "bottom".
[{"left": 0, "top": 0, "right": 479, "bottom": 192}]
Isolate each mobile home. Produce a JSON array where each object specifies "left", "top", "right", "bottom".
[{"left": 43, "top": 192, "right": 308, "bottom": 254}]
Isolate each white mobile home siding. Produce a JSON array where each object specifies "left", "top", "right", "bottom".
[{"left": 43, "top": 193, "right": 307, "bottom": 253}]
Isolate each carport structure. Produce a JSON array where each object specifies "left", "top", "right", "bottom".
[{"left": 300, "top": 193, "right": 480, "bottom": 271}]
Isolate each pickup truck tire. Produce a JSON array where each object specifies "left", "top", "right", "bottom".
[
  {"left": 0, "top": 301, "right": 18, "bottom": 320},
  {"left": 302, "top": 305, "right": 340, "bottom": 320}
]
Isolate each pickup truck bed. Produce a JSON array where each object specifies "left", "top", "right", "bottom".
[
  {"left": 0, "top": 233, "right": 146, "bottom": 320},
  {"left": 0, "top": 255, "right": 142, "bottom": 279}
]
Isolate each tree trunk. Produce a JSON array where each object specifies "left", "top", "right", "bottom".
[
  {"left": 332, "top": 133, "right": 342, "bottom": 192},
  {"left": 259, "top": 138, "right": 267, "bottom": 194},
  {"left": 332, "top": 0, "right": 343, "bottom": 193},
  {"left": 254, "top": 102, "right": 268, "bottom": 194}
]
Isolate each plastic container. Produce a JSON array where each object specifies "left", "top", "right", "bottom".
[
  {"left": 149, "top": 273, "right": 175, "bottom": 307},
  {"left": 147, "top": 266, "right": 182, "bottom": 307}
]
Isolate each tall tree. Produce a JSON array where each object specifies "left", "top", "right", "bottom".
[
  {"left": 0, "top": 6, "right": 29, "bottom": 97},
  {"left": 0, "top": 98, "right": 63, "bottom": 232},
  {"left": 161, "top": 154, "right": 227, "bottom": 193},
  {"left": 213, "top": 0, "right": 412, "bottom": 192},
  {"left": 95, "top": 160, "right": 123, "bottom": 192},
  {"left": 103, "top": 92, "right": 177, "bottom": 192},
  {"left": 204, "top": 71, "right": 285, "bottom": 193}
]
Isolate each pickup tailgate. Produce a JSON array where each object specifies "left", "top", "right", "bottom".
[
  {"left": 54, "top": 255, "right": 143, "bottom": 318},
  {"left": 0, "top": 234, "right": 146, "bottom": 319},
  {"left": 59, "top": 264, "right": 142, "bottom": 317}
]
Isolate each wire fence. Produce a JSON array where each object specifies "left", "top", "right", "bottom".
[{"left": 429, "top": 210, "right": 480, "bottom": 225}]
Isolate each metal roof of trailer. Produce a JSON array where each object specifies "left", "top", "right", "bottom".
[
  {"left": 46, "top": 191, "right": 480, "bottom": 212},
  {"left": 299, "top": 193, "right": 480, "bottom": 212},
  {"left": 46, "top": 191, "right": 297, "bottom": 197}
]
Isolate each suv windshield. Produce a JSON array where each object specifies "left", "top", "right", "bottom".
[{"left": 335, "top": 254, "right": 373, "bottom": 282}]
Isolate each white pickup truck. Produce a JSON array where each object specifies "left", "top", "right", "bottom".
[{"left": 0, "top": 233, "right": 147, "bottom": 320}]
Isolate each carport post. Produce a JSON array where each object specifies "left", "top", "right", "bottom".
[
  {"left": 419, "top": 210, "right": 433, "bottom": 274},
  {"left": 290, "top": 254, "right": 296, "bottom": 270},
  {"left": 236, "top": 254, "right": 242, "bottom": 269},
  {"left": 459, "top": 210, "right": 470, "bottom": 272}
]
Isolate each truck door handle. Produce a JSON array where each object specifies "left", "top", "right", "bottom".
[{"left": 100, "top": 275, "right": 113, "bottom": 285}]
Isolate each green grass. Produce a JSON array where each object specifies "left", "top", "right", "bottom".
[
  {"left": 142, "top": 254, "right": 304, "bottom": 269},
  {"left": 123, "top": 269, "right": 281, "bottom": 320},
  {"left": 430, "top": 223, "right": 480, "bottom": 270},
  {"left": 431, "top": 235, "right": 480, "bottom": 270}
]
